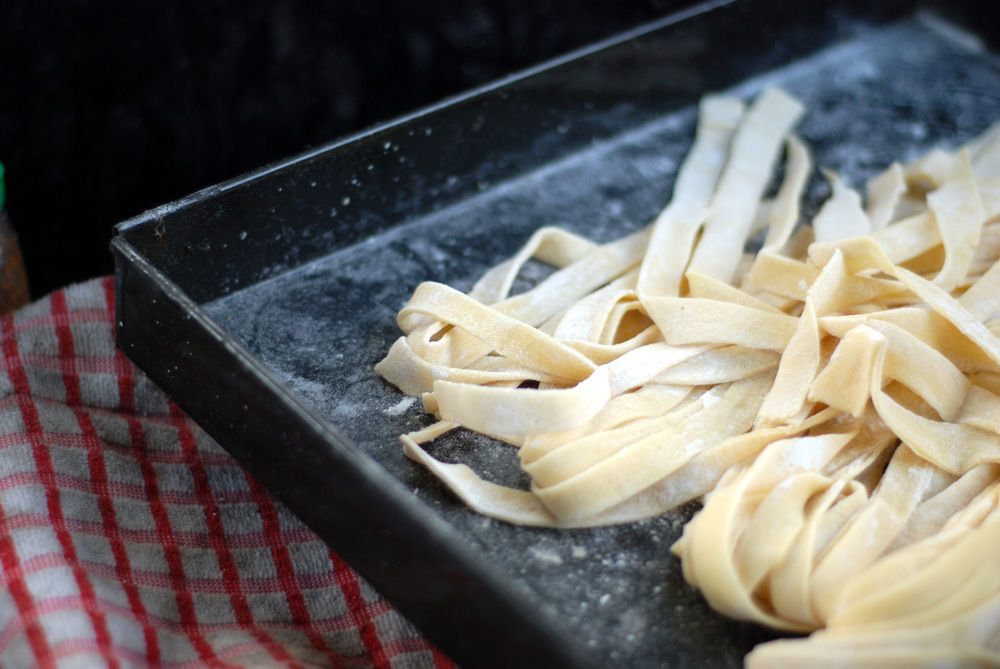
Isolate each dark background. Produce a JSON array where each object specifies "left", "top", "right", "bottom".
[{"left": 0, "top": 1, "right": 695, "bottom": 298}]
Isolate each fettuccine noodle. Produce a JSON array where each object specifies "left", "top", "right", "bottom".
[{"left": 375, "top": 86, "right": 1000, "bottom": 666}]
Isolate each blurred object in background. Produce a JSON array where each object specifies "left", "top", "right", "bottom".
[
  {"left": 0, "top": 0, "right": 689, "bottom": 297},
  {"left": 0, "top": 161, "right": 30, "bottom": 313}
]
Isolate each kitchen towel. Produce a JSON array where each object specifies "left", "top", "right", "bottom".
[{"left": 0, "top": 276, "right": 451, "bottom": 668}]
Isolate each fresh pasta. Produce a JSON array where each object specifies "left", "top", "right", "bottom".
[{"left": 375, "top": 86, "right": 1000, "bottom": 666}]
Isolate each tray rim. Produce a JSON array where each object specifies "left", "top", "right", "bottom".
[{"left": 112, "top": 0, "right": 737, "bottom": 242}]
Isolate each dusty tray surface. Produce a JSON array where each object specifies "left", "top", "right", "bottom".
[{"left": 114, "top": 2, "right": 1000, "bottom": 667}]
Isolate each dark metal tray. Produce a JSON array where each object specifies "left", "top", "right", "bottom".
[{"left": 111, "top": 1, "right": 1000, "bottom": 666}]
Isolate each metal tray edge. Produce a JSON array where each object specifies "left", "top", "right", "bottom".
[{"left": 111, "top": 235, "right": 598, "bottom": 669}]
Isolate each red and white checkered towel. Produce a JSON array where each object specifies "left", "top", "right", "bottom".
[{"left": 0, "top": 277, "right": 452, "bottom": 668}]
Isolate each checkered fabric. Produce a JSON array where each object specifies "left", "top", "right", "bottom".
[{"left": 0, "top": 277, "right": 453, "bottom": 668}]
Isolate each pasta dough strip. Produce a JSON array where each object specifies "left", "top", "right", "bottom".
[
  {"left": 687, "top": 87, "right": 806, "bottom": 283},
  {"left": 637, "top": 95, "right": 745, "bottom": 298}
]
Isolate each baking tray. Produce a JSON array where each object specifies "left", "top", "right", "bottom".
[{"left": 111, "top": 1, "right": 1000, "bottom": 666}]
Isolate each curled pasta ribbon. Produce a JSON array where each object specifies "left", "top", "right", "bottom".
[{"left": 375, "top": 87, "right": 1000, "bottom": 665}]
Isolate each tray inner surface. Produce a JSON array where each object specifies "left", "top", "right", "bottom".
[{"left": 202, "top": 14, "right": 1000, "bottom": 668}]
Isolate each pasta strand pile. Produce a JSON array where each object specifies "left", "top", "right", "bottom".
[{"left": 375, "top": 87, "right": 1000, "bottom": 665}]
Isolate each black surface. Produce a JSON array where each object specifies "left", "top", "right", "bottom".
[
  {"left": 112, "top": 1, "right": 1000, "bottom": 667},
  {"left": 0, "top": 0, "right": 691, "bottom": 297}
]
